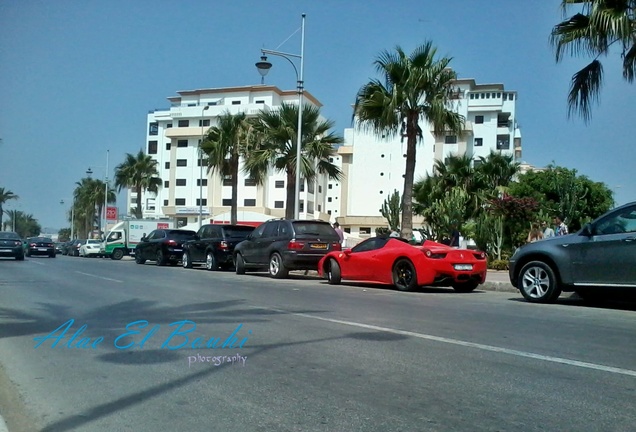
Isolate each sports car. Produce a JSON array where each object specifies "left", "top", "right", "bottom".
[{"left": 317, "top": 236, "right": 487, "bottom": 292}]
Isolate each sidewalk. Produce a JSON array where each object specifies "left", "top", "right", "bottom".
[
  {"left": 0, "top": 414, "right": 7, "bottom": 432},
  {"left": 483, "top": 270, "right": 516, "bottom": 293}
]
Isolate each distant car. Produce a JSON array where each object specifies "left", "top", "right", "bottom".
[
  {"left": 182, "top": 224, "right": 255, "bottom": 270},
  {"left": 67, "top": 239, "right": 85, "bottom": 256},
  {"left": 55, "top": 242, "right": 65, "bottom": 254},
  {"left": 509, "top": 201, "right": 636, "bottom": 303},
  {"left": 318, "top": 236, "right": 487, "bottom": 292},
  {"left": 79, "top": 239, "right": 103, "bottom": 257},
  {"left": 134, "top": 229, "right": 198, "bottom": 266},
  {"left": 24, "top": 236, "right": 56, "bottom": 258},
  {"left": 0, "top": 231, "right": 25, "bottom": 260},
  {"left": 233, "top": 219, "right": 342, "bottom": 278}
]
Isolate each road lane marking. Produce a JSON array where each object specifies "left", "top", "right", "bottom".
[
  {"left": 30, "top": 261, "right": 46, "bottom": 265},
  {"left": 74, "top": 271, "right": 123, "bottom": 283},
  {"left": 255, "top": 306, "right": 636, "bottom": 378}
]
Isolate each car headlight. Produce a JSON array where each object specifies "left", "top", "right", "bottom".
[{"left": 511, "top": 247, "right": 520, "bottom": 259}]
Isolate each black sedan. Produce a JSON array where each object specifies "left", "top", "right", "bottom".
[
  {"left": 0, "top": 231, "right": 25, "bottom": 260},
  {"left": 134, "top": 229, "right": 197, "bottom": 266},
  {"left": 25, "top": 236, "right": 56, "bottom": 257}
]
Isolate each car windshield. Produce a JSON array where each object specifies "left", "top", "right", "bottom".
[
  {"left": 31, "top": 237, "right": 52, "bottom": 243},
  {"left": 292, "top": 222, "right": 336, "bottom": 236},
  {"left": 0, "top": 232, "right": 20, "bottom": 240},
  {"left": 167, "top": 230, "right": 197, "bottom": 240}
]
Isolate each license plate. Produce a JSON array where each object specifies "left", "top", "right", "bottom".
[
  {"left": 0, "top": 249, "right": 11, "bottom": 253},
  {"left": 310, "top": 243, "right": 327, "bottom": 249},
  {"left": 38, "top": 248, "right": 48, "bottom": 251},
  {"left": 173, "top": 249, "right": 182, "bottom": 252},
  {"left": 454, "top": 264, "right": 473, "bottom": 271}
]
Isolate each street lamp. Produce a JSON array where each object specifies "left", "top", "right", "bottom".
[
  {"left": 256, "top": 13, "right": 306, "bottom": 220},
  {"left": 60, "top": 200, "right": 75, "bottom": 240},
  {"left": 199, "top": 105, "right": 210, "bottom": 229},
  {"left": 86, "top": 150, "right": 110, "bottom": 238}
]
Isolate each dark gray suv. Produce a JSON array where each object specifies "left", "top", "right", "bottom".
[
  {"left": 509, "top": 201, "right": 636, "bottom": 303},
  {"left": 233, "top": 219, "right": 342, "bottom": 278}
]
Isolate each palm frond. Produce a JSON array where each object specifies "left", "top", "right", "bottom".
[
  {"left": 567, "top": 59, "right": 604, "bottom": 122},
  {"left": 622, "top": 41, "right": 636, "bottom": 81}
]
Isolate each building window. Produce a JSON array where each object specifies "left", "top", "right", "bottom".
[
  {"left": 317, "top": 205, "right": 321, "bottom": 212},
  {"left": 360, "top": 227, "right": 371, "bottom": 235},
  {"left": 232, "top": 101, "right": 241, "bottom": 105},
  {"left": 496, "top": 135, "right": 510, "bottom": 150},
  {"left": 244, "top": 199, "right": 256, "bottom": 207},
  {"left": 329, "top": 157, "right": 334, "bottom": 162},
  {"left": 148, "top": 141, "right": 158, "bottom": 154},
  {"left": 178, "top": 120, "right": 189, "bottom": 127},
  {"left": 300, "top": 182, "right": 305, "bottom": 192},
  {"left": 199, "top": 119, "right": 210, "bottom": 127},
  {"left": 149, "top": 122, "right": 158, "bottom": 136},
  {"left": 196, "top": 199, "right": 207, "bottom": 206},
  {"left": 469, "top": 93, "right": 474, "bottom": 99},
  {"left": 176, "top": 179, "right": 186, "bottom": 186},
  {"left": 166, "top": 123, "right": 172, "bottom": 128},
  {"left": 496, "top": 92, "right": 501, "bottom": 98},
  {"left": 197, "top": 157, "right": 208, "bottom": 167},
  {"left": 274, "top": 201, "right": 284, "bottom": 208},
  {"left": 222, "top": 199, "right": 232, "bottom": 206},
  {"left": 275, "top": 180, "right": 284, "bottom": 188},
  {"left": 486, "top": 93, "right": 491, "bottom": 99},
  {"left": 244, "top": 178, "right": 256, "bottom": 187},
  {"left": 164, "top": 181, "right": 169, "bottom": 187},
  {"left": 223, "top": 176, "right": 232, "bottom": 186},
  {"left": 327, "top": 210, "right": 332, "bottom": 215},
  {"left": 344, "top": 227, "right": 350, "bottom": 233},
  {"left": 444, "top": 135, "right": 457, "bottom": 144},
  {"left": 131, "top": 198, "right": 138, "bottom": 205},
  {"left": 509, "top": 93, "right": 515, "bottom": 101},
  {"left": 328, "top": 184, "right": 333, "bottom": 189},
  {"left": 299, "top": 202, "right": 304, "bottom": 213},
  {"left": 175, "top": 198, "right": 186, "bottom": 206},
  {"left": 177, "top": 140, "right": 188, "bottom": 148},
  {"left": 165, "top": 143, "right": 171, "bottom": 151},
  {"left": 318, "top": 185, "right": 322, "bottom": 193},
  {"left": 176, "top": 159, "right": 187, "bottom": 167},
  {"left": 474, "top": 138, "right": 483, "bottom": 147},
  {"left": 328, "top": 197, "right": 332, "bottom": 203},
  {"left": 475, "top": 115, "right": 484, "bottom": 124},
  {"left": 307, "top": 181, "right": 314, "bottom": 194},
  {"left": 196, "top": 179, "right": 208, "bottom": 186},
  {"left": 255, "top": 100, "right": 265, "bottom": 104},
  {"left": 165, "top": 162, "right": 170, "bottom": 169},
  {"left": 163, "top": 200, "right": 168, "bottom": 206},
  {"left": 497, "top": 113, "right": 511, "bottom": 128}
]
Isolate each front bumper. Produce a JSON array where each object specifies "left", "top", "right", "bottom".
[{"left": 0, "top": 246, "right": 23, "bottom": 257}]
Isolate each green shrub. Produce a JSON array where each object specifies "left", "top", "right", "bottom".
[{"left": 488, "top": 259, "right": 509, "bottom": 271}]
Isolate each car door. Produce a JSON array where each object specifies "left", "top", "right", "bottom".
[
  {"left": 240, "top": 223, "right": 267, "bottom": 264},
  {"left": 342, "top": 238, "right": 387, "bottom": 280},
  {"left": 138, "top": 230, "right": 155, "bottom": 259},
  {"left": 191, "top": 226, "right": 209, "bottom": 261},
  {"left": 572, "top": 205, "right": 636, "bottom": 286},
  {"left": 255, "top": 222, "right": 280, "bottom": 265},
  {"left": 152, "top": 230, "right": 166, "bottom": 258}
]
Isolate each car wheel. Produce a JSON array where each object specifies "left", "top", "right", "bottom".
[
  {"left": 269, "top": 252, "right": 289, "bottom": 279},
  {"left": 156, "top": 250, "right": 166, "bottom": 266},
  {"left": 235, "top": 254, "right": 246, "bottom": 275},
  {"left": 205, "top": 252, "right": 217, "bottom": 271},
  {"left": 327, "top": 259, "right": 341, "bottom": 285},
  {"left": 518, "top": 261, "right": 561, "bottom": 303},
  {"left": 111, "top": 248, "right": 124, "bottom": 260},
  {"left": 452, "top": 281, "right": 478, "bottom": 293},
  {"left": 182, "top": 251, "right": 193, "bottom": 268},
  {"left": 26, "top": 250, "right": 31, "bottom": 257},
  {"left": 135, "top": 254, "right": 146, "bottom": 265},
  {"left": 392, "top": 258, "right": 418, "bottom": 291}
]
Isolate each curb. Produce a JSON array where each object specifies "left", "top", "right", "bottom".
[{"left": 0, "top": 414, "right": 7, "bottom": 432}]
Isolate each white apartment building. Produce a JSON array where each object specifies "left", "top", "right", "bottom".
[
  {"left": 129, "top": 85, "right": 333, "bottom": 227},
  {"left": 327, "top": 78, "right": 523, "bottom": 237}
]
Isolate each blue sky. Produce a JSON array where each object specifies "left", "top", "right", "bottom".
[{"left": 1, "top": 0, "right": 634, "bottom": 231}]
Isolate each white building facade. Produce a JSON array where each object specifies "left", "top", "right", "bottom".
[
  {"left": 128, "top": 85, "right": 333, "bottom": 227},
  {"left": 327, "top": 79, "right": 523, "bottom": 237}
]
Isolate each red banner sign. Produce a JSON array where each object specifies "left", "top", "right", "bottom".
[{"left": 106, "top": 206, "right": 117, "bottom": 220}]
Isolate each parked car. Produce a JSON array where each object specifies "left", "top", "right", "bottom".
[
  {"left": 182, "top": 224, "right": 255, "bottom": 270},
  {"left": 134, "top": 229, "right": 198, "bottom": 266},
  {"left": 0, "top": 231, "right": 25, "bottom": 260},
  {"left": 79, "top": 239, "right": 103, "bottom": 257},
  {"left": 318, "top": 236, "right": 487, "bottom": 292},
  {"left": 24, "top": 236, "right": 56, "bottom": 258},
  {"left": 55, "top": 242, "right": 65, "bottom": 254},
  {"left": 68, "top": 239, "right": 85, "bottom": 256},
  {"left": 509, "top": 201, "right": 636, "bottom": 303},
  {"left": 233, "top": 219, "right": 342, "bottom": 278}
]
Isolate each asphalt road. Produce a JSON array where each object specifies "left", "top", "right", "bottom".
[{"left": 1, "top": 255, "right": 635, "bottom": 432}]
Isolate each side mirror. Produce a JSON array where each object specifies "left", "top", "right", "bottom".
[
  {"left": 141, "top": 236, "right": 147, "bottom": 242},
  {"left": 581, "top": 224, "right": 593, "bottom": 237},
  {"left": 343, "top": 249, "right": 351, "bottom": 256}
]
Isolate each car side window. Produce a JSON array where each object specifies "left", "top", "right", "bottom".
[
  {"left": 263, "top": 222, "right": 280, "bottom": 238},
  {"left": 595, "top": 206, "right": 636, "bottom": 235},
  {"left": 279, "top": 222, "right": 290, "bottom": 237},
  {"left": 351, "top": 237, "right": 388, "bottom": 253},
  {"left": 250, "top": 223, "right": 267, "bottom": 239}
]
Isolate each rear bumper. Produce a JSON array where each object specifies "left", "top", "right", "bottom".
[
  {"left": 27, "top": 248, "right": 55, "bottom": 255},
  {"left": 281, "top": 251, "right": 326, "bottom": 271},
  {"left": 0, "top": 246, "right": 23, "bottom": 257}
]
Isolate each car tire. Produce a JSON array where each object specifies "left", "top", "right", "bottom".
[
  {"left": 156, "top": 250, "right": 166, "bottom": 266},
  {"left": 26, "top": 250, "right": 31, "bottom": 257},
  {"left": 235, "top": 254, "right": 246, "bottom": 275},
  {"left": 327, "top": 259, "right": 341, "bottom": 285},
  {"left": 392, "top": 258, "right": 418, "bottom": 291},
  {"left": 518, "top": 261, "right": 561, "bottom": 303},
  {"left": 205, "top": 252, "right": 218, "bottom": 271},
  {"left": 182, "top": 251, "right": 193, "bottom": 268},
  {"left": 269, "top": 252, "right": 289, "bottom": 279},
  {"left": 452, "top": 281, "right": 478, "bottom": 293},
  {"left": 111, "top": 248, "right": 124, "bottom": 260},
  {"left": 135, "top": 254, "right": 146, "bottom": 265}
]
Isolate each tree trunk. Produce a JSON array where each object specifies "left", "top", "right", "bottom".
[
  {"left": 135, "top": 185, "right": 143, "bottom": 219},
  {"left": 401, "top": 116, "right": 418, "bottom": 241},
  {"left": 230, "top": 153, "right": 239, "bottom": 225},
  {"left": 285, "top": 169, "right": 296, "bottom": 219}
]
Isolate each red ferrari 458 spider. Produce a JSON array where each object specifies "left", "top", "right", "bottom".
[{"left": 317, "top": 236, "right": 487, "bottom": 292}]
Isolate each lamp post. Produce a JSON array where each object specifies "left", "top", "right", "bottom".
[
  {"left": 199, "top": 105, "right": 210, "bottom": 229},
  {"left": 60, "top": 200, "right": 75, "bottom": 240},
  {"left": 86, "top": 150, "right": 110, "bottom": 238},
  {"left": 256, "top": 13, "right": 306, "bottom": 220}
]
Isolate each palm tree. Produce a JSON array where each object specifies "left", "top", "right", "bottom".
[
  {"left": 0, "top": 187, "right": 19, "bottom": 228},
  {"left": 200, "top": 111, "right": 249, "bottom": 225},
  {"left": 475, "top": 150, "right": 520, "bottom": 193},
  {"left": 354, "top": 42, "right": 464, "bottom": 240},
  {"left": 246, "top": 103, "right": 343, "bottom": 219},
  {"left": 73, "top": 178, "right": 117, "bottom": 236},
  {"left": 114, "top": 150, "right": 162, "bottom": 219},
  {"left": 550, "top": 0, "right": 636, "bottom": 122}
]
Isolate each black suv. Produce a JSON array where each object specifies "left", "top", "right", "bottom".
[
  {"left": 509, "top": 201, "right": 636, "bottom": 303},
  {"left": 182, "top": 224, "right": 255, "bottom": 270},
  {"left": 233, "top": 219, "right": 341, "bottom": 278},
  {"left": 135, "top": 229, "right": 197, "bottom": 266}
]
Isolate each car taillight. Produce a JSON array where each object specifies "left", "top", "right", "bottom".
[
  {"left": 473, "top": 252, "right": 486, "bottom": 260},
  {"left": 30, "top": 243, "right": 37, "bottom": 247},
  {"left": 218, "top": 241, "right": 228, "bottom": 250},
  {"left": 422, "top": 249, "right": 446, "bottom": 259},
  {"left": 331, "top": 242, "right": 341, "bottom": 251},
  {"left": 287, "top": 240, "right": 304, "bottom": 250},
  {"left": 165, "top": 240, "right": 177, "bottom": 246}
]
